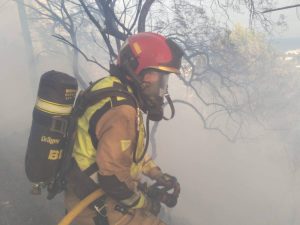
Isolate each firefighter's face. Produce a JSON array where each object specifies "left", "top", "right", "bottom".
[{"left": 139, "top": 70, "right": 170, "bottom": 121}]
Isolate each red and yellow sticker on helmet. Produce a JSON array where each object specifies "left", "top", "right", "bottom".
[{"left": 132, "top": 42, "right": 142, "bottom": 55}]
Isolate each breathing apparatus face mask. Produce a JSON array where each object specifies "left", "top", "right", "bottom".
[{"left": 139, "top": 70, "right": 170, "bottom": 121}]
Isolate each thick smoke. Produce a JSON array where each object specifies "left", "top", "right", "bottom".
[{"left": 1, "top": 1, "right": 300, "bottom": 225}]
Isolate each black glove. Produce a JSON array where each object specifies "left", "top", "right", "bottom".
[
  {"left": 155, "top": 173, "right": 180, "bottom": 191},
  {"left": 138, "top": 173, "right": 180, "bottom": 209},
  {"left": 154, "top": 173, "right": 180, "bottom": 208},
  {"left": 160, "top": 192, "right": 178, "bottom": 208},
  {"left": 144, "top": 195, "right": 161, "bottom": 216}
]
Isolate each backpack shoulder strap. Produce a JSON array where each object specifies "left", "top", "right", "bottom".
[{"left": 74, "top": 86, "right": 139, "bottom": 116}]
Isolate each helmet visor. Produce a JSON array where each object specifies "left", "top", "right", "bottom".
[{"left": 141, "top": 70, "right": 170, "bottom": 98}]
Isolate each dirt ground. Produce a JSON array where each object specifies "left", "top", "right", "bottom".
[{"left": 0, "top": 129, "right": 65, "bottom": 225}]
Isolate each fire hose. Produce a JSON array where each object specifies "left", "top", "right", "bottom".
[
  {"left": 57, "top": 189, "right": 104, "bottom": 225},
  {"left": 57, "top": 181, "right": 179, "bottom": 225}
]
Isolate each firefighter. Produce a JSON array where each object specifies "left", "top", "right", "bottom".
[{"left": 64, "top": 32, "right": 183, "bottom": 225}]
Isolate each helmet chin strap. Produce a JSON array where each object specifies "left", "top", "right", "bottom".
[{"left": 163, "top": 93, "right": 175, "bottom": 120}]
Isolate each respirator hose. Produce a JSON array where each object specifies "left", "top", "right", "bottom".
[{"left": 163, "top": 93, "right": 175, "bottom": 120}]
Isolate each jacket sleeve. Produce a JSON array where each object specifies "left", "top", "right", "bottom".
[
  {"left": 141, "top": 154, "right": 163, "bottom": 180},
  {"left": 94, "top": 104, "right": 147, "bottom": 209}
]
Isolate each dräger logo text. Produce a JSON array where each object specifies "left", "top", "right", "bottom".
[{"left": 41, "top": 136, "right": 60, "bottom": 145}]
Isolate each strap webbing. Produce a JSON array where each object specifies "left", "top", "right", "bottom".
[
  {"left": 88, "top": 102, "right": 112, "bottom": 149},
  {"left": 88, "top": 97, "right": 137, "bottom": 149},
  {"left": 83, "top": 88, "right": 138, "bottom": 110}
]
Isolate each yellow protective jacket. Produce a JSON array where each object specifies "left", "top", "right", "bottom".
[{"left": 72, "top": 75, "right": 162, "bottom": 209}]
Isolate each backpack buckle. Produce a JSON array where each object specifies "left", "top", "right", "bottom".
[{"left": 50, "top": 117, "right": 68, "bottom": 135}]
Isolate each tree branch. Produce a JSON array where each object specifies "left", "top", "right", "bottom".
[
  {"left": 78, "top": 0, "right": 117, "bottom": 58},
  {"left": 53, "top": 34, "right": 109, "bottom": 73},
  {"left": 138, "top": 0, "right": 155, "bottom": 32}
]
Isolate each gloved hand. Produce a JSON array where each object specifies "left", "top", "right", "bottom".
[
  {"left": 138, "top": 173, "right": 180, "bottom": 209},
  {"left": 154, "top": 173, "right": 180, "bottom": 208},
  {"left": 144, "top": 195, "right": 161, "bottom": 216},
  {"left": 155, "top": 173, "right": 180, "bottom": 191},
  {"left": 160, "top": 192, "right": 178, "bottom": 208}
]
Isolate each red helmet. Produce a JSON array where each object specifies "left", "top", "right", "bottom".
[{"left": 118, "top": 32, "right": 183, "bottom": 76}]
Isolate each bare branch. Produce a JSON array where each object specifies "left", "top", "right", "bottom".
[
  {"left": 95, "top": 0, "right": 128, "bottom": 39},
  {"left": 172, "top": 99, "right": 236, "bottom": 142},
  {"left": 138, "top": 0, "right": 155, "bottom": 32},
  {"left": 262, "top": 4, "right": 300, "bottom": 13},
  {"left": 53, "top": 34, "right": 109, "bottom": 73},
  {"left": 78, "top": 0, "right": 117, "bottom": 59}
]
